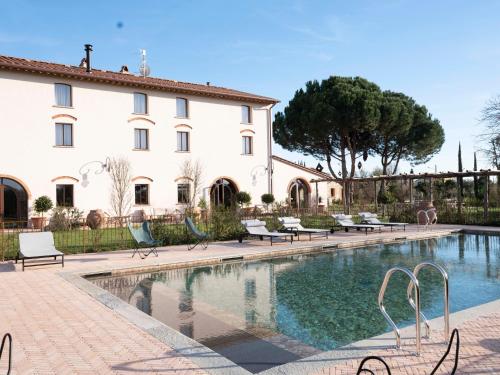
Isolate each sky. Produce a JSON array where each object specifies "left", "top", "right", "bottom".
[{"left": 2, "top": 0, "right": 499, "bottom": 174}]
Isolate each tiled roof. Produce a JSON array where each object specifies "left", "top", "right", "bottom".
[
  {"left": 0, "top": 55, "right": 279, "bottom": 105},
  {"left": 272, "top": 155, "right": 333, "bottom": 180}
]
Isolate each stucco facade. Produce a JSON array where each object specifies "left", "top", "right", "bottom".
[
  {"left": 0, "top": 54, "right": 341, "bottom": 221},
  {"left": 271, "top": 156, "right": 343, "bottom": 208}
]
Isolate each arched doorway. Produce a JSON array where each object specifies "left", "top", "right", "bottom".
[
  {"left": 210, "top": 178, "right": 238, "bottom": 208},
  {"left": 288, "top": 178, "right": 310, "bottom": 209},
  {"left": 0, "top": 177, "right": 29, "bottom": 222}
]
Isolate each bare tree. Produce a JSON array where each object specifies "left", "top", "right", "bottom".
[
  {"left": 479, "top": 96, "right": 500, "bottom": 169},
  {"left": 479, "top": 136, "right": 500, "bottom": 170},
  {"left": 109, "top": 157, "right": 132, "bottom": 219},
  {"left": 179, "top": 159, "right": 203, "bottom": 213},
  {"left": 480, "top": 96, "right": 500, "bottom": 134}
]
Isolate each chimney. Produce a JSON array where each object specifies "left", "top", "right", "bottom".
[
  {"left": 120, "top": 65, "right": 130, "bottom": 74},
  {"left": 84, "top": 44, "right": 93, "bottom": 73},
  {"left": 206, "top": 81, "right": 210, "bottom": 86}
]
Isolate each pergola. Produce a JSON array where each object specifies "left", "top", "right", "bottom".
[{"left": 311, "top": 170, "right": 500, "bottom": 218}]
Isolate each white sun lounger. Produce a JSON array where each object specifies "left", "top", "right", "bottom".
[
  {"left": 17, "top": 232, "right": 64, "bottom": 271},
  {"left": 359, "top": 212, "right": 407, "bottom": 231},
  {"left": 240, "top": 219, "right": 293, "bottom": 245},
  {"left": 278, "top": 217, "right": 330, "bottom": 240},
  {"left": 332, "top": 214, "right": 383, "bottom": 235}
]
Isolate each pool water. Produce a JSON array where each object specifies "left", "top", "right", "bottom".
[{"left": 91, "top": 234, "right": 500, "bottom": 373}]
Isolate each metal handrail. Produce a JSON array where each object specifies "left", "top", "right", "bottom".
[
  {"left": 378, "top": 267, "right": 421, "bottom": 355},
  {"left": 407, "top": 262, "right": 450, "bottom": 342}
]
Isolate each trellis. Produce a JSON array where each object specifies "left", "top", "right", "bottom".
[{"left": 311, "top": 170, "right": 500, "bottom": 219}]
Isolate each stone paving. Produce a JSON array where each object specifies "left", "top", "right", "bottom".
[
  {"left": 0, "top": 224, "right": 498, "bottom": 374},
  {"left": 311, "top": 313, "right": 500, "bottom": 375}
]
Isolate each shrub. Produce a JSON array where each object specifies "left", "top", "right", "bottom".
[
  {"left": 198, "top": 197, "right": 208, "bottom": 210},
  {"left": 378, "top": 190, "right": 396, "bottom": 204},
  {"left": 151, "top": 222, "right": 190, "bottom": 246},
  {"left": 49, "top": 207, "right": 84, "bottom": 231},
  {"left": 34, "top": 196, "right": 53, "bottom": 217},
  {"left": 209, "top": 207, "right": 244, "bottom": 240},
  {"left": 235, "top": 191, "right": 251, "bottom": 206},
  {"left": 261, "top": 193, "right": 275, "bottom": 205}
]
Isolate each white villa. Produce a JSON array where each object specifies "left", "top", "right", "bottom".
[{"left": 0, "top": 47, "right": 342, "bottom": 222}]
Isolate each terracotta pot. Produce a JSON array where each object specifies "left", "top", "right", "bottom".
[
  {"left": 86, "top": 209, "right": 104, "bottom": 229},
  {"left": 427, "top": 209, "right": 438, "bottom": 224},
  {"left": 417, "top": 210, "right": 428, "bottom": 225},
  {"left": 416, "top": 201, "right": 437, "bottom": 225},
  {"left": 130, "top": 210, "right": 145, "bottom": 223},
  {"left": 417, "top": 200, "right": 434, "bottom": 210},
  {"left": 31, "top": 217, "right": 44, "bottom": 229}
]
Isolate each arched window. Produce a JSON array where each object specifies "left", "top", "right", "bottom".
[
  {"left": 210, "top": 178, "right": 238, "bottom": 207},
  {"left": 0, "top": 177, "right": 29, "bottom": 222},
  {"left": 288, "top": 178, "right": 310, "bottom": 209}
]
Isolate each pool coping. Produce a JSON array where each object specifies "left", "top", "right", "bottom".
[{"left": 60, "top": 228, "right": 499, "bottom": 375}]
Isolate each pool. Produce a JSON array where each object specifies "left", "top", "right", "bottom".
[{"left": 90, "top": 234, "right": 500, "bottom": 373}]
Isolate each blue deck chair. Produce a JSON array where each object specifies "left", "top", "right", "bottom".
[
  {"left": 127, "top": 221, "right": 160, "bottom": 258},
  {"left": 185, "top": 217, "right": 209, "bottom": 250}
]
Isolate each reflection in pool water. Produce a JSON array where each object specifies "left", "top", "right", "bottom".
[{"left": 91, "top": 234, "right": 500, "bottom": 373}]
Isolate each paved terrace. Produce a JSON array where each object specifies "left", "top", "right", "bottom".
[{"left": 0, "top": 224, "right": 499, "bottom": 374}]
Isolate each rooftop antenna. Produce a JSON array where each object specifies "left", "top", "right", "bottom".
[{"left": 139, "top": 49, "right": 151, "bottom": 77}]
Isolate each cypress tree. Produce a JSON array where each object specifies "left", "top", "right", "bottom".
[
  {"left": 473, "top": 151, "right": 479, "bottom": 199},
  {"left": 458, "top": 143, "right": 464, "bottom": 199}
]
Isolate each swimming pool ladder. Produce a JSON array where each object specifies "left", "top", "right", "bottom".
[
  {"left": 407, "top": 262, "right": 449, "bottom": 342},
  {"left": 378, "top": 262, "right": 450, "bottom": 356},
  {"left": 379, "top": 267, "right": 422, "bottom": 354}
]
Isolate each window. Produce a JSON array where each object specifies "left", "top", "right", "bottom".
[
  {"left": 135, "top": 184, "right": 149, "bottom": 205},
  {"left": 241, "top": 105, "right": 252, "bottom": 123},
  {"left": 176, "top": 98, "right": 188, "bottom": 118},
  {"left": 177, "top": 184, "right": 190, "bottom": 204},
  {"left": 330, "top": 188, "right": 335, "bottom": 197},
  {"left": 134, "top": 92, "right": 148, "bottom": 114},
  {"left": 177, "top": 131, "right": 190, "bottom": 152},
  {"left": 55, "top": 123, "right": 73, "bottom": 146},
  {"left": 54, "top": 83, "right": 72, "bottom": 107},
  {"left": 134, "top": 129, "right": 149, "bottom": 150},
  {"left": 242, "top": 136, "right": 253, "bottom": 155},
  {"left": 56, "top": 184, "right": 74, "bottom": 207}
]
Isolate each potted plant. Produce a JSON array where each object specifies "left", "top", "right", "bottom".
[
  {"left": 261, "top": 193, "right": 275, "bottom": 212},
  {"left": 32, "top": 196, "right": 53, "bottom": 229},
  {"left": 235, "top": 191, "right": 252, "bottom": 213},
  {"left": 198, "top": 197, "right": 208, "bottom": 220}
]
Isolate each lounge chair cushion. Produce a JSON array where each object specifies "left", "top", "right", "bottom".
[
  {"left": 332, "top": 214, "right": 382, "bottom": 229},
  {"left": 241, "top": 219, "right": 266, "bottom": 228},
  {"left": 279, "top": 217, "right": 301, "bottom": 225},
  {"left": 19, "top": 232, "right": 63, "bottom": 258},
  {"left": 278, "top": 217, "right": 302, "bottom": 229},
  {"left": 241, "top": 220, "right": 290, "bottom": 237},
  {"left": 359, "top": 212, "right": 378, "bottom": 219},
  {"left": 360, "top": 212, "right": 407, "bottom": 226},
  {"left": 332, "top": 214, "right": 355, "bottom": 225},
  {"left": 278, "top": 217, "right": 329, "bottom": 233}
]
